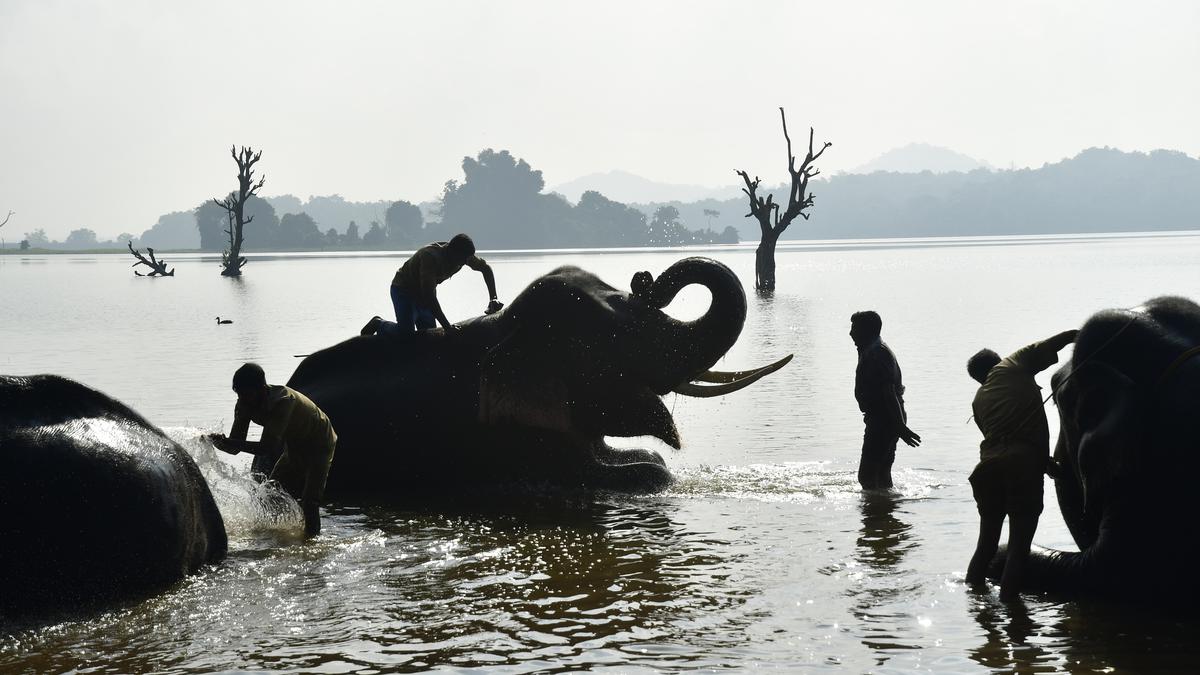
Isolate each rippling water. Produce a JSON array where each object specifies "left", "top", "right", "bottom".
[{"left": 2, "top": 234, "right": 1199, "bottom": 672}]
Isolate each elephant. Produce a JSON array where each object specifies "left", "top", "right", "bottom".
[
  {"left": 992, "top": 296, "right": 1200, "bottom": 599},
  {"left": 0, "top": 375, "right": 227, "bottom": 620},
  {"left": 280, "top": 257, "right": 790, "bottom": 499}
]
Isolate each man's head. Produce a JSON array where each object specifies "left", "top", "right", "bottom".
[
  {"left": 967, "top": 349, "right": 1002, "bottom": 384},
  {"left": 849, "top": 310, "right": 882, "bottom": 348},
  {"left": 447, "top": 233, "right": 476, "bottom": 264},
  {"left": 232, "top": 362, "right": 269, "bottom": 410}
]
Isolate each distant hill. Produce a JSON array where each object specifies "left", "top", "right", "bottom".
[
  {"left": 639, "top": 147, "right": 1200, "bottom": 241},
  {"left": 850, "top": 143, "right": 992, "bottom": 174},
  {"left": 550, "top": 170, "right": 735, "bottom": 204}
]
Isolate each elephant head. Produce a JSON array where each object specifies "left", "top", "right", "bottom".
[
  {"left": 289, "top": 257, "right": 789, "bottom": 497},
  {"left": 476, "top": 257, "right": 788, "bottom": 452},
  {"left": 1002, "top": 296, "right": 1200, "bottom": 597}
]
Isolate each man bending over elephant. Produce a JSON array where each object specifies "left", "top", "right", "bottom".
[
  {"left": 208, "top": 363, "right": 337, "bottom": 536},
  {"left": 361, "top": 233, "right": 504, "bottom": 336},
  {"left": 964, "top": 329, "right": 1077, "bottom": 601},
  {"left": 851, "top": 310, "right": 921, "bottom": 490}
]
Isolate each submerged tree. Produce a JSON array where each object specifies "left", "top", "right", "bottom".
[
  {"left": 736, "top": 108, "right": 831, "bottom": 291},
  {"left": 127, "top": 241, "right": 175, "bottom": 276},
  {"left": 212, "top": 146, "right": 265, "bottom": 276}
]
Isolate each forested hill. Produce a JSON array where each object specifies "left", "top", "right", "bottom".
[
  {"left": 17, "top": 147, "right": 1195, "bottom": 252},
  {"left": 638, "top": 147, "right": 1200, "bottom": 242}
]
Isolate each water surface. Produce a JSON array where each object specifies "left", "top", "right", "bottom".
[{"left": 2, "top": 233, "right": 1198, "bottom": 672}]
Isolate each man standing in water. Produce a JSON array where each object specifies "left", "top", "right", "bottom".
[
  {"left": 361, "top": 233, "right": 503, "bottom": 336},
  {"left": 208, "top": 363, "right": 337, "bottom": 537},
  {"left": 850, "top": 311, "right": 921, "bottom": 489},
  {"left": 964, "top": 329, "right": 1077, "bottom": 601}
]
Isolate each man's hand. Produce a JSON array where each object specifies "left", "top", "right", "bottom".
[
  {"left": 1044, "top": 457, "right": 1063, "bottom": 479},
  {"left": 898, "top": 425, "right": 922, "bottom": 447},
  {"left": 206, "top": 433, "right": 240, "bottom": 455},
  {"left": 485, "top": 299, "right": 504, "bottom": 315},
  {"left": 442, "top": 323, "right": 461, "bottom": 335}
]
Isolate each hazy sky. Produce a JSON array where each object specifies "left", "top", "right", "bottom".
[{"left": 2, "top": 0, "right": 1198, "bottom": 238}]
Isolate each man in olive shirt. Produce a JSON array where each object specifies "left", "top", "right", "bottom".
[
  {"left": 361, "top": 233, "right": 503, "bottom": 336},
  {"left": 851, "top": 311, "right": 921, "bottom": 490},
  {"left": 208, "top": 363, "right": 337, "bottom": 537},
  {"left": 964, "top": 329, "right": 1077, "bottom": 600}
]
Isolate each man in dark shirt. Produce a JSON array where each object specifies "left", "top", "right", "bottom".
[
  {"left": 851, "top": 311, "right": 921, "bottom": 490},
  {"left": 361, "top": 233, "right": 503, "bottom": 336},
  {"left": 965, "top": 329, "right": 1077, "bottom": 601}
]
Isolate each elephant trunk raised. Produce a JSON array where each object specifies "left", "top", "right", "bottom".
[{"left": 635, "top": 257, "right": 747, "bottom": 393}]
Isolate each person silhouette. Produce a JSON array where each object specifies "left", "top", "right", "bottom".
[
  {"left": 964, "top": 329, "right": 1077, "bottom": 601},
  {"left": 850, "top": 311, "right": 921, "bottom": 490},
  {"left": 360, "top": 233, "right": 503, "bottom": 336}
]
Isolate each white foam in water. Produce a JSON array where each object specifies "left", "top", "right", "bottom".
[
  {"left": 166, "top": 427, "right": 304, "bottom": 536},
  {"left": 670, "top": 461, "right": 938, "bottom": 504}
]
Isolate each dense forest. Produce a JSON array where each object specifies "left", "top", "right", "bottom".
[{"left": 15, "top": 146, "right": 1199, "bottom": 252}]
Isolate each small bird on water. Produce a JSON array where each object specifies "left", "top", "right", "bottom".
[{"left": 216, "top": 317, "right": 233, "bottom": 325}]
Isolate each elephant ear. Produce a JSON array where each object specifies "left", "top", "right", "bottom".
[{"left": 479, "top": 331, "right": 572, "bottom": 433}]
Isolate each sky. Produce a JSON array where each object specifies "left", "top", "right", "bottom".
[{"left": 1, "top": 0, "right": 1198, "bottom": 239}]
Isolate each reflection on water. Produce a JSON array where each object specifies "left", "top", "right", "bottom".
[
  {"left": 4, "top": 237, "right": 1200, "bottom": 670},
  {"left": 968, "top": 596, "right": 1056, "bottom": 674}
]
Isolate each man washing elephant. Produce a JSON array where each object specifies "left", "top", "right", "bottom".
[
  {"left": 208, "top": 363, "right": 337, "bottom": 536},
  {"left": 964, "top": 329, "right": 1077, "bottom": 601},
  {"left": 361, "top": 233, "right": 504, "bottom": 336}
]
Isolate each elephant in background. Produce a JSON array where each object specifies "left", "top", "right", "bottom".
[
  {"left": 283, "top": 257, "right": 789, "bottom": 499},
  {"left": 994, "top": 296, "right": 1200, "bottom": 600},
  {"left": 1, "top": 375, "right": 227, "bottom": 621}
]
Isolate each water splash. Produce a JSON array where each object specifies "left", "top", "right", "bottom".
[
  {"left": 166, "top": 427, "right": 304, "bottom": 538},
  {"left": 669, "top": 461, "right": 938, "bottom": 503}
]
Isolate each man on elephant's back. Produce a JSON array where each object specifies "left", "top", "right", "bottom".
[
  {"left": 361, "top": 233, "right": 503, "bottom": 336},
  {"left": 964, "top": 329, "right": 1077, "bottom": 601}
]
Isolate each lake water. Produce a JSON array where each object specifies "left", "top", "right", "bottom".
[{"left": 2, "top": 233, "right": 1199, "bottom": 673}]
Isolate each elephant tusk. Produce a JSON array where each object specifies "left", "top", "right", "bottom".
[
  {"left": 672, "top": 379, "right": 758, "bottom": 398},
  {"left": 694, "top": 354, "right": 793, "bottom": 383},
  {"left": 672, "top": 355, "right": 792, "bottom": 397}
]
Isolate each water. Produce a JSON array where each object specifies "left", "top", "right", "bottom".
[{"left": 2, "top": 233, "right": 1198, "bottom": 672}]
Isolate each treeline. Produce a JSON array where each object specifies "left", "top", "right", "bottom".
[
  {"left": 641, "top": 147, "right": 1200, "bottom": 241},
  {"left": 18, "top": 146, "right": 1197, "bottom": 253}
]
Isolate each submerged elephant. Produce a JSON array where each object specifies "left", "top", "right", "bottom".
[
  {"left": 996, "top": 296, "right": 1200, "bottom": 599},
  {"left": 283, "top": 257, "right": 789, "bottom": 498},
  {"left": 0, "top": 375, "right": 227, "bottom": 620}
]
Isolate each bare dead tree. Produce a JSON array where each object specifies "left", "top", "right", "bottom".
[
  {"left": 127, "top": 241, "right": 175, "bottom": 276},
  {"left": 212, "top": 146, "right": 264, "bottom": 277},
  {"left": 0, "top": 211, "right": 11, "bottom": 250},
  {"left": 736, "top": 108, "right": 831, "bottom": 292}
]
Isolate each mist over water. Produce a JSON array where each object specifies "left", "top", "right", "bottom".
[{"left": 3, "top": 234, "right": 1199, "bottom": 672}]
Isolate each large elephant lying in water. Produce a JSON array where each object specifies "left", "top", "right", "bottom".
[
  {"left": 283, "top": 257, "right": 789, "bottom": 498},
  {"left": 998, "top": 296, "right": 1200, "bottom": 599},
  {"left": 0, "top": 375, "right": 227, "bottom": 620}
]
